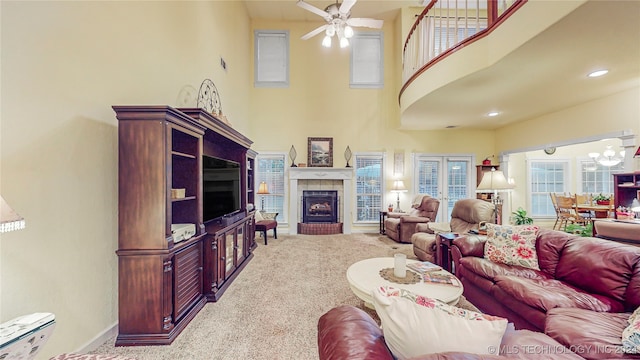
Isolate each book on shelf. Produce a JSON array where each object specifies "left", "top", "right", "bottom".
[
  {"left": 407, "top": 261, "right": 442, "bottom": 273},
  {"left": 422, "top": 272, "right": 461, "bottom": 287}
]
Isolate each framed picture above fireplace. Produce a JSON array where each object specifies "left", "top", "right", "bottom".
[{"left": 308, "top": 137, "right": 333, "bottom": 167}]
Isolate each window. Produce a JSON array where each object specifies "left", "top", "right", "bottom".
[
  {"left": 355, "top": 153, "right": 384, "bottom": 222},
  {"left": 578, "top": 159, "right": 623, "bottom": 194},
  {"left": 256, "top": 153, "right": 286, "bottom": 218},
  {"left": 254, "top": 30, "right": 289, "bottom": 87},
  {"left": 350, "top": 32, "right": 383, "bottom": 88},
  {"left": 529, "top": 160, "right": 569, "bottom": 217}
]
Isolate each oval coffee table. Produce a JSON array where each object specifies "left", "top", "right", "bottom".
[{"left": 346, "top": 257, "right": 463, "bottom": 308}]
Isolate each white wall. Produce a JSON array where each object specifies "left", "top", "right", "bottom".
[{"left": 0, "top": 2, "right": 251, "bottom": 358}]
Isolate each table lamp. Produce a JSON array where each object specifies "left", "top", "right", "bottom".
[
  {"left": 390, "top": 180, "right": 408, "bottom": 212},
  {"left": 257, "top": 182, "right": 269, "bottom": 211},
  {"left": 476, "top": 168, "right": 514, "bottom": 224},
  {"left": 631, "top": 199, "right": 640, "bottom": 218}
]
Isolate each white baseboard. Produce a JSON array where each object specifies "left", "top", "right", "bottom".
[{"left": 75, "top": 322, "right": 118, "bottom": 353}]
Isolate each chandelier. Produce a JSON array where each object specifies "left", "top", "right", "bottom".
[
  {"left": 322, "top": 21, "right": 354, "bottom": 48},
  {"left": 588, "top": 145, "right": 624, "bottom": 167}
]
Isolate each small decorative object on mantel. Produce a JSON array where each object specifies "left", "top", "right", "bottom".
[
  {"left": 308, "top": 137, "right": 333, "bottom": 167},
  {"left": 482, "top": 155, "right": 494, "bottom": 165},
  {"left": 344, "top": 146, "right": 352, "bottom": 167},
  {"left": 289, "top": 145, "right": 297, "bottom": 167}
]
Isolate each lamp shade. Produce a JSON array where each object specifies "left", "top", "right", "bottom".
[
  {"left": 391, "top": 180, "right": 407, "bottom": 192},
  {"left": 257, "top": 182, "right": 270, "bottom": 195},
  {"left": 1, "top": 196, "right": 25, "bottom": 233},
  {"left": 476, "top": 168, "right": 513, "bottom": 192}
]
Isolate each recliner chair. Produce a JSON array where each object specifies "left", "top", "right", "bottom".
[
  {"left": 384, "top": 194, "right": 439, "bottom": 243},
  {"left": 411, "top": 198, "right": 495, "bottom": 263}
]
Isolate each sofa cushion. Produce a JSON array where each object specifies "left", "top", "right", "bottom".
[
  {"left": 545, "top": 307, "right": 638, "bottom": 360},
  {"left": 494, "top": 276, "right": 623, "bottom": 313},
  {"left": 535, "top": 228, "right": 577, "bottom": 277},
  {"left": 555, "top": 237, "right": 640, "bottom": 311},
  {"left": 484, "top": 224, "right": 540, "bottom": 270},
  {"left": 372, "top": 286, "right": 508, "bottom": 359},
  {"left": 459, "top": 256, "right": 550, "bottom": 283}
]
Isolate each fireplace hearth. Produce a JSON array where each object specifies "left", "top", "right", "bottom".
[{"left": 302, "top": 190, "right": 338, "bottom": 223}]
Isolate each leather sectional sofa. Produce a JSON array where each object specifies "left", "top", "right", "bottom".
[{"left": 452, "top": 228, "right": 640, "bottom": 359}]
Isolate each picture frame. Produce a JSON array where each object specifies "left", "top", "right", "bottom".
[{"left": 307, "top": 137, "right": 333, "bottom": 167}]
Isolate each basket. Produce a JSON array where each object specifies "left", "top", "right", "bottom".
[{"left": 616, "top": 212, "right": 635, "bottom": 220}]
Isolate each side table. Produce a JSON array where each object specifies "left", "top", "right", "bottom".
[
  {"left": 379, "top": 211, "right": 388, "bottom": 234},
  {"left": 437, "top": 232, "right": 458, "bottom": 273}
]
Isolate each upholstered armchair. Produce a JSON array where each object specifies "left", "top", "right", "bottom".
[
  {"left": 384, "top": 195, "right": 440, "bottom": 243},
  {"left": 412, "top": 198, "right": 495, "bottom": 263}
]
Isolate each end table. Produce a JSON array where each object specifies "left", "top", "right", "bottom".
[
  {"left": 437, "top": 232, "right": 458, "bottom": 273},
  {"left": 379, "top": 211, "right": 388, "bottom": 234}
]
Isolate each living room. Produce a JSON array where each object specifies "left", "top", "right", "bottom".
[{"left": 1, "top": 0, "right": 639, "bottom": 359}]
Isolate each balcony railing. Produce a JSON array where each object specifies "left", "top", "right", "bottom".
[{"left": 401, "top": 0, "right": 526, "bottom": 98}]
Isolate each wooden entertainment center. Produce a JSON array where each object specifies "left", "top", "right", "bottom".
[{"left": 114, "top": 106, "right": 256, "bottom": 346}]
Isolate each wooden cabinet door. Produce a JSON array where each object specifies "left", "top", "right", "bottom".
[
  {"left": 236, "top": 222, "right": 245, "bottom": 264},
  {"left": 173, "top": 241, "right": 204, "bottom": 323}
]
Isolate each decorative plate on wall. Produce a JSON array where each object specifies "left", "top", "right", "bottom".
[{"left": 197, "top": 79, "right": 222, "bottom": 115}]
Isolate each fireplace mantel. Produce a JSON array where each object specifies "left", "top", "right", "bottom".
[{"left": 288, "top": 167, "right": 354, "bottom": 234}]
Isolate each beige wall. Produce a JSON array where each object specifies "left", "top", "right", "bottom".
[{"left": 1, "top": 1, "right": 251, "bottom": 358}]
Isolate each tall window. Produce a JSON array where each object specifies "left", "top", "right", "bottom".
[
  {"left": 256, "top": 153, "right": 286, "bottom": 219},
  {"left": 529, "top": 160, "right": 569, "bottom": 217},
  {"left": 578, "top": 159, "right": 623, "bottom": 194},
  {"left": 355, "top": 153, "right": 384, "bottom": 222},
  {"left": 254, "top": 30, "right": 289, "bottom": 88},
  {"left": 350, "top": 32, "right": 383, "bottom": 88}
]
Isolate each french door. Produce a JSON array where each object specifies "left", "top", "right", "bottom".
[{"left": 413, "top": 155, "right": 474, "bottom": 221}]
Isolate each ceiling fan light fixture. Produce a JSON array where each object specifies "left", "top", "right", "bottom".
[
  {"left": 339, "top": 37, "right": 349, "bottom": 48},
  {"left": 326, "top": 24, "right": 336, "bottom": 37},
  {"left": 322, "top": 35, "right": 332, "bottom": 48},
  {"left": 344, "top": 25, "right": 354, "bottom": 38}
]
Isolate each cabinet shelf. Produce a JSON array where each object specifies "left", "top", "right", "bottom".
[
  {"left": 172, "top": 151, "right": 197, "bottom": 159},
  {"left": 172, "top": 196, "right": 196, "bottom": 202}
]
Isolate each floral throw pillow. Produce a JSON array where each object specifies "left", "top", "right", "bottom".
[
  {"left": 483, "top": 223, "right": 540, "bottom": 270},
  {"left": 623, "top": 307, "right": 640, "bottom": 353}
]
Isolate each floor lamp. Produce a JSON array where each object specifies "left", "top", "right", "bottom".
[
  {"left": 476, "top": 168, "right": 514, "bottom": 225},
  {"left": 390, "top": 180, "right": 408, "bottom": 212},
  {"left": 257, "top": 181, "right": 269, "bottom": 211}
]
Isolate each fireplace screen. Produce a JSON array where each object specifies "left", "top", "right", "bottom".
[{"left": 302, "top": 190, "right": 338, "bottom": 223}]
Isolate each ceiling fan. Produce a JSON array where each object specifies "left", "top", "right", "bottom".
[{"left": 297, "top": 0, "right": 384, "bottom": 48}]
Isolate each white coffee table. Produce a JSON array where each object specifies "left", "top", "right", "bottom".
[{"left": 346, "top": 257, "right": 463, "bottom": 308}]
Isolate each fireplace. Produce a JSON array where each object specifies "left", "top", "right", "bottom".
[{"left": 302, "top": 190, "right": 338, "bottom": 223}]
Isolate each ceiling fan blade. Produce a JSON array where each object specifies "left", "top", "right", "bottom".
[
  {"left": 301, "top": 24, "right": 329, "bottom": 40},
  {"left": 339, "top": 0, "right": 357, "bottom": 15},
  {"left": 297, "top": 0, "right": 331, "bottom": 21},
  {"left": 347, "top": 18, "right": 384, "bottom": 29}
]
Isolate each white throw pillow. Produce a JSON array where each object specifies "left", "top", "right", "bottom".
[
  {"left": 254, "top": 210, "right": 264, "bottom": 221},
  {"left": 372, "top": 286, "right": 508, "bottom": 360}
]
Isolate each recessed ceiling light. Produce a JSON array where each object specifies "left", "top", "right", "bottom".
[
  {"left": 588, "top": 69, "right": 608, "bottom": 78},
  {"left": 487, "top": 111, "right": 500, "bottom": 117}
]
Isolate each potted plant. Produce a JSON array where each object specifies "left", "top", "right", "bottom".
[
  {"left": 565, "top": 222, "right": 593, "bottom": 237},
  {"left": 511, "top": 207, "right": 533, "bottom": 225},
  {"left": 593, "top": 193, "right": 611, "bottom": 205}
]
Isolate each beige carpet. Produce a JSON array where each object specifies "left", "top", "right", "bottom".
[{"left": 92, "top": 233, "right": 475, "bottom": 359}]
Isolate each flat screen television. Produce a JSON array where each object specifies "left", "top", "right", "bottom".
[{"left": 202, "top": 155, "right": 241, "bottom": 222}]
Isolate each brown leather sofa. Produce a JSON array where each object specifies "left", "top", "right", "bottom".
[
  {"left": 412, "top": 198, "right": 495, "bottom": 262},
  {"left": 451, "top": 229, "right": 640, "bottom": 358},
  {"left": 384, "top": 195, "right": 439, "bottom": 243},
  {"left": 317, "top": 305, "right": 582, "bottom": 359}
]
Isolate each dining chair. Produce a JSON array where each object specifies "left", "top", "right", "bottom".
[
  {"left": 574, "top": 193, "right": 593, "bottom": 219},
  {"left": 549, "top": 193, "right": 561, "bottom": 230},
  {"left": 555, "top": 195, "right": 588, "bottom": 230}
]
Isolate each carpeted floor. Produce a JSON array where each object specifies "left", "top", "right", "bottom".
[{"left": 92, "top": 233, "right": 475, "bottom": 359}]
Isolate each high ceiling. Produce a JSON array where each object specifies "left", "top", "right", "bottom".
[{"left": 244, "top": 0, "right": 640, "bottom": 130}]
